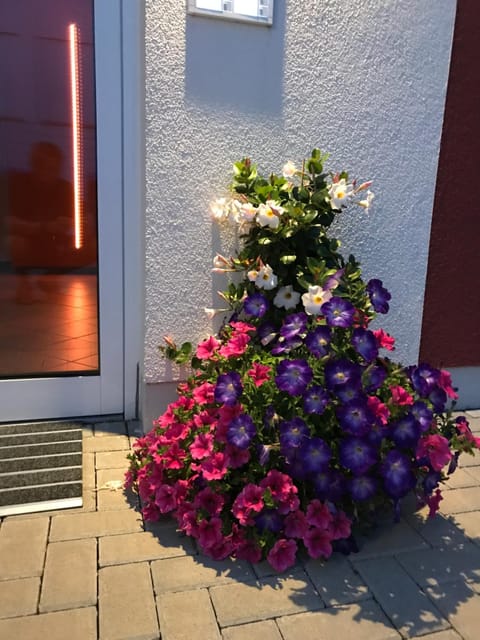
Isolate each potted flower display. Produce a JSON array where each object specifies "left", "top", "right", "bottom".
[{"left": 125, "top": 150, "right": 480, "bottom": 572}]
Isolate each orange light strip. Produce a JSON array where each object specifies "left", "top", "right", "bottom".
[{"left": 68, "top": 23, "right": 83, "bottom": 249}]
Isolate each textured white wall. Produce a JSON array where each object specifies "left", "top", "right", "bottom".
[{"left": 144, "top": 0, "right": 456, "bottom": 384}]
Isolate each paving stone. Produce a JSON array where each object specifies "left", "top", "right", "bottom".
[
  {"left": 458, "top": 450, "right": 480, "bottom": 468},
  {"left": 277, "top": 600, "right": 400, "bottom": 640},
  {"left": 426, "top": 580, "right": 480, "bottom": 640},
  {"left": 461, "top": 465, "right": 480, "bottom": 482},
  {"left": 83, "top": 452, "right": 96, "bottom": 490},
  {"left": 251, "top": 557, "right": 304, "bottom": 579},
  {"left": 210, "top": 570, "right": 323, "bottom": 627},
  {"left": 410, "top": 630, "right": 462, "bottom": 640},
  {"left": 354, "top": 556, "right": 449, "bottom": 637},
  {"left": 405, "top": 511, "right": 469, "bottom": 548},
  {"left": 97, "top": 486, "right": 139, "bottom": 510},
  {"left": 99, "top": 562, "right": 159, "bottom": 640},
  {"left": 151, "top": 554, "right": 255, "bottom": 593},
  {"left": 221, "top": 620, "right": 283, "bottom": 640},
  {"left": 94, "top": 421, "right": 127, "bottom": 437},
  {"left": 0, "top": 606, "right": 97, "bottom": 640},
  {"left": 81, "top": 423, "right": 95, "bottom": 438},
  {"left": 0, "top": 516, "right": 49, "bottom": 579},
  {"left": 445, "top": 468, "right": 478, "bottom": 489},
  {"left": 84, "top": 434, "right": 130, "bottom": 453},
  {"left": 451, "top": 511, "right": 480, "bottom": 547},
  {"left": 0, "top": 577, "right": 40, "bottom": 619},
  {"left": 96, "top": 450, "right": 133, "bottom": 469},
  {"left": 353, "top": 520, "right": 429, "bottom": 559},
  {"left": 397, "top": 543, "right": 480, "bottom": 588},
  {"left": 50, "top": 508, "right": 142, "bottom": 541},
  {"left": 100, "top": 529, "right": 194, "bottom": 567},
  {"left": 40, "top": 538, "right": 96, "bottom": 612},
  {"left": 304, "top": 555, "right": 370, "bottom": 606},
  {"left": 439, "top": 487, "right": 480, "bottom": 514},
  {"left": 126, "top": 420, "right": 144, "bottom": 439},
  {"left": 157, "top": 588, "right": 220, "bottom": 639}
]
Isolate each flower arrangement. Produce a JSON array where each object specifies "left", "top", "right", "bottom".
[{"left": 126, "top": 150, "right": 480, "bottom": 572}]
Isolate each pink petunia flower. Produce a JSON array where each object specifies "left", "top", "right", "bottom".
[
  {"left": 438, "top": 370, "right": 459, "bottom": 400},
  {"left": 455, "top": 417, "right": 480, "bottom": 447},
  {"left": 229, "top": 321, "right": 255, "bottom": 334},
  {"left": 196, "top": 335, "right": 220, "bottom": 359},
  {"left": 197, "top": 452, "right": 228, "bottom": 481},
  {"left": 259, "top": 470, "right": 294, "bottom": 500},
  {"left": 390, "top": 385, "right": 414, "bottom": 406},
  {"left": 207, "top": 537, "right": 235, "bottom": 560},
  {"left": 193, "top": 382, "right": 216, "bottom": 405},
  {"left": 330, "top": 511, "right": 352, "bottom": 540},
  {"left": 284, "top": 510, "right": 308, "bottom": 539},
  {"left": 218, "top": 332, "right": 250, "bottom": 358},
  {"left": 267, "top": 538, "right": 298, "bottom": 572},
  {"left": 224, "top": 444, "right": 251, "bottom": 469},
  {"left": 372, "top": 328, "right": 395, "bottom": 351},
  {"left": 162, "top": 442, "right": 187, "bottom": 469},
  {"left": 235, "top": 538, "right": 262, "bottom": 563},
  {"left": 154, "top": 484, "right": 177, "bottom": 513},
  {"left": 367, "top": 396, "right": 390, "bottom": 425},
  {"left": 193, "top": 486, "right": 225, "bottom": 515},
  {"left": 427, "top": 489, "right": 443, "bottom": 518},
  {"left": 198, "top": 516, "right": 223, "bottom": 550},
  {"left": 416, "top": 434, "right": 452, "bottom": 471},
  {"left": 306, "top": 500, "right": 333, "bottom": 530},
  {"left": 247, "top": 362, "right": 272, "bottom": 387},
  {"left": 304, "top": 527, "right": 333, "bottom": 559},
  {"left": 190, "top": 432, "right": 214, "bottom": 460}
]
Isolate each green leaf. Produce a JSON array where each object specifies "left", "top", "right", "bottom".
[{"left": 280, "top": 254, "right": 297, "bottom": 264}]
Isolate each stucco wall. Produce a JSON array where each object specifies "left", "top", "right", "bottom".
[{"left": 144, "top": 0, "right": 456, "bottom": 392}]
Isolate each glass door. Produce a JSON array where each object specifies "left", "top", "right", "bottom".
[{"left": 0, "top": 0, "right": 124, "bottom": 420}]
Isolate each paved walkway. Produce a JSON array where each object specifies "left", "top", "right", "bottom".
[{"left": 1, "top": 414, "right": 480, "bottom": 640}]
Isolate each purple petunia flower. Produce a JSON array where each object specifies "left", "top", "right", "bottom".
[
  {"left": 381, "top": 450, "right": 416, "bottom": 498},
  {"left": 411, "top": 401, "right": 434, "bottom": 432},
  {"left": 409, "top": 363, "right": 440, "bottom": 397},
  {"left": 280, "top": 417, "right": 309, "bottom": 451},
  {"left": 390, "top": 414, "right": 421, "bottom": 449},
  {"left": 340, "top": 437, "right": 377, "bottom": 476},
  {"left": 349, "top": 475, "right": 378, "bottom": 501},
  {"left": 429, "top": 388, "right": 447, "bottom": 412},
  {"left": 227, "top": 413, "right": 256, "bottom": 449},
  {"left": 275, "top": 359, "right": 313, "bottom": 396},
  {"left": 321, "top": 296, "right": 355, "bottom": 328},
  {"left": 280, "top": 312, "right": 308, "bottom": 340},
  {"left": 257, "top": 321, "right": 278, "bottom": 345},
  {"left": 362, "top": 364, "right": 387, "bottom": 392},
  {"left": 312, "top": 469, "right": 345, "bottom": 501},
  {"left": 271, "top": 337, "right": 303, "bottom": 355},
  {"left": 335, "top": 382, "right": 362, "bottom": 403},
  {"left": 305, "top": 326, "right": 331, "bottom": 357},
  {"left": 303, "top": 385, "right": 330, "bottom": 415},
  {"left": 298, "top": 437, "right": 332, "bottom": 473},
  {"left": 324, "top": 358, "right": 362, "bottom": 390},
  {"left": 243, "top": 293, "right": 269, "bottom": 318},
  {"left": 351, "top": 328, "right": 378, "bottom": 363},
  {"left": 336, "top": 399, "right": 374, "bottom": 437},
  {"left": 214, "top": 371, "right": 243, "bottom": 405},
  {"left": 423, "top": 470, "right": 441, "bottom": 495},
  {"left": 366, "top": 279, "right": 391, "bottom": 314},
  {"left": 255, "top": 509, "right": 284, "bottom": 533}
]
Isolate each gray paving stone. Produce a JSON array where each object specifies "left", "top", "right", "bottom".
[
  {"left": 99, "top": 562, "right": 158, "bottom": 640},
  {"left": 410, "top": 630, "right": 462, "bottom": 640},
  {"left": 100, "top": 529, "right": 194, "bottom": 567},
  {"left": 83, "top": 452, "right": 96, "bottom": 490},
  {"left": 94, "top": 421, "right": 127, "bottom": 437},
  {"left": 426, "top": 580, "right": 480, "bottom": 640},
  {"left": 210, "top": 570, "right": 323, "bottom": 627},
  {"left": 222, "top": 620, "right": 283, "bottom": 640},
  {"left": 84, "top": 434, "right": 130, "bottom": 453},
  {"left": 354, "top": 556, "right": 449, "bottom": 637},
  {"left": 50, "top": 508, "right": 143, "bottom": 541},
  {"left": 157, "top": 588, "right": 221, "bottom": 639},
  {"left": 0, "top": 577, "right": 40, "bottom": 619},
  {"left": 0, "top": 606, "right": 97, "bottom": 640},
  {"left": 40, "top": 538, "right": 97, "bottom": 612},
  {"left": 461, "top": 465, "right": 480, "bottom": 482},
  {"left": 277, "top": 600, "right": 400, "bottom": 640},
  {"left": 304, "top": 554, "right": 370, "bottom": 606},
  {"left": 439, "top": 487, "right": 480, "bottom": 514},
  {"left": 353, "top": 520, "right": 429, "bottom": 559},
  {"left": 405, "top": 511, "right": 469, "bottom": 548},
  {"left": 251, "top": 558, "right": 303, "bottom": 579},
  {"left": 151, "top": 554, "right": 255, "bottom": 593},
  {"left": 397, "top": 543, "right": 480, "bottom": 588},
  {"left": 451, "top": 511, "right": 480, "bottom": 547},
  {"left": 96, "top": 450, "right": 133, "bottom": 469},
  {"left": 445, "top": 468, "right": 478, "bottom": 489},
  {"left": 0, "top": 516, "right": 49, "bottom": 579},
  {"left": 458, "top": 450, "right": 480, "bottom": 468}
]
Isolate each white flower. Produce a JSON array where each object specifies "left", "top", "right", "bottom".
[
  {"left": 301, "top": 285, "right": 332, "bottom": 315},
  {"left": 204, "top": 307, "right": 229, "bottom": 319},
  {"left": 358, "top": 190, "right": 375, "bottom": 210},
  {"left": 273, "top": 285, "right": 301, "bottom": 310},
  {"left": 328, "top": 179, "right": 354, "bottom": 209},
  {"left": 210, "top": 197, "right": 230, "bottom": 220},
  {"left": 247, "top": 269, "right": 259, "bottom": 282},
  {"left": 282, "top": 161, "right": 297, "bottom": 179},
  {"left": 255, "top": 264, "right": 278, "bottom": 290},
  {"left": 212, "top": 254, "right": 235, "bottom": 273},
  {"left": 239, "top": 202, "right": 257, "bottom": 222},
  {"left": 256, "top": 200, "right": 284, "bottom": 229},
  {"left": 229, "top": 199, "right": 243, "bottom": 223}
]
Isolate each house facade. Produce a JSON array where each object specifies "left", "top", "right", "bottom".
[{"left": 0, "top": 0, "right": 478, "bottom": 428}]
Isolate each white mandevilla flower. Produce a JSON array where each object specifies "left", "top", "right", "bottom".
[
  {"left": 255, "top": 264, "right": 278, "bottom": 290},
  {"left": 274, "top": 285, "right": 301, "bottom": 310},
  {"left": 358, "top": 190, "right": 375, "bottom": 210},
  {"left": 282, "top": 161, "right": 297, "bottom": 179},
  {"left": 239, "top": 202, "right": 257, "bottom": 222},
  {"left": 229, "top": 199, "right": 243, "bottom": 224},
  {"left": 212, "top": 254, "right": 235, "bottom": 273},
  {"left": 256, "top": 200, "right": 284, "bottom": 229},
  {"left": 328, "top": 179, "right": 354, "bottom": 209},
  {"left": 204, "top": 307, "right": 229, "bottom": 319},
  {"left": 247, "top": 269, "right": 259, "bottom": 282},
  {"left": 210, "top": 197, "right": 230, "bottom": 221},
  {"left": 302, "top": 285, "right": 332, "bottom": 315}
]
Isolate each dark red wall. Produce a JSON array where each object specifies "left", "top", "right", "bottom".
[{"left": 420, "top": 0, "right": 480, "bottom": 367}]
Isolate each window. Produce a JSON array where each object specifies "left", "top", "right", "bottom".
[{"left": 187, "top": 0, "right": 273, "bottom": 25}]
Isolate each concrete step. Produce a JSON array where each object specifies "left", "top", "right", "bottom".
[
  {"left": 0, "top": 466, "right": 82, "bottom": 489},
  {"left": 0, "top": 452, "right": 82, "bottom": 474}
]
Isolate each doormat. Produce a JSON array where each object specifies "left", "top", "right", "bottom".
[{"left": 0, "top": 421, "right": 83, "bottom": 517}]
